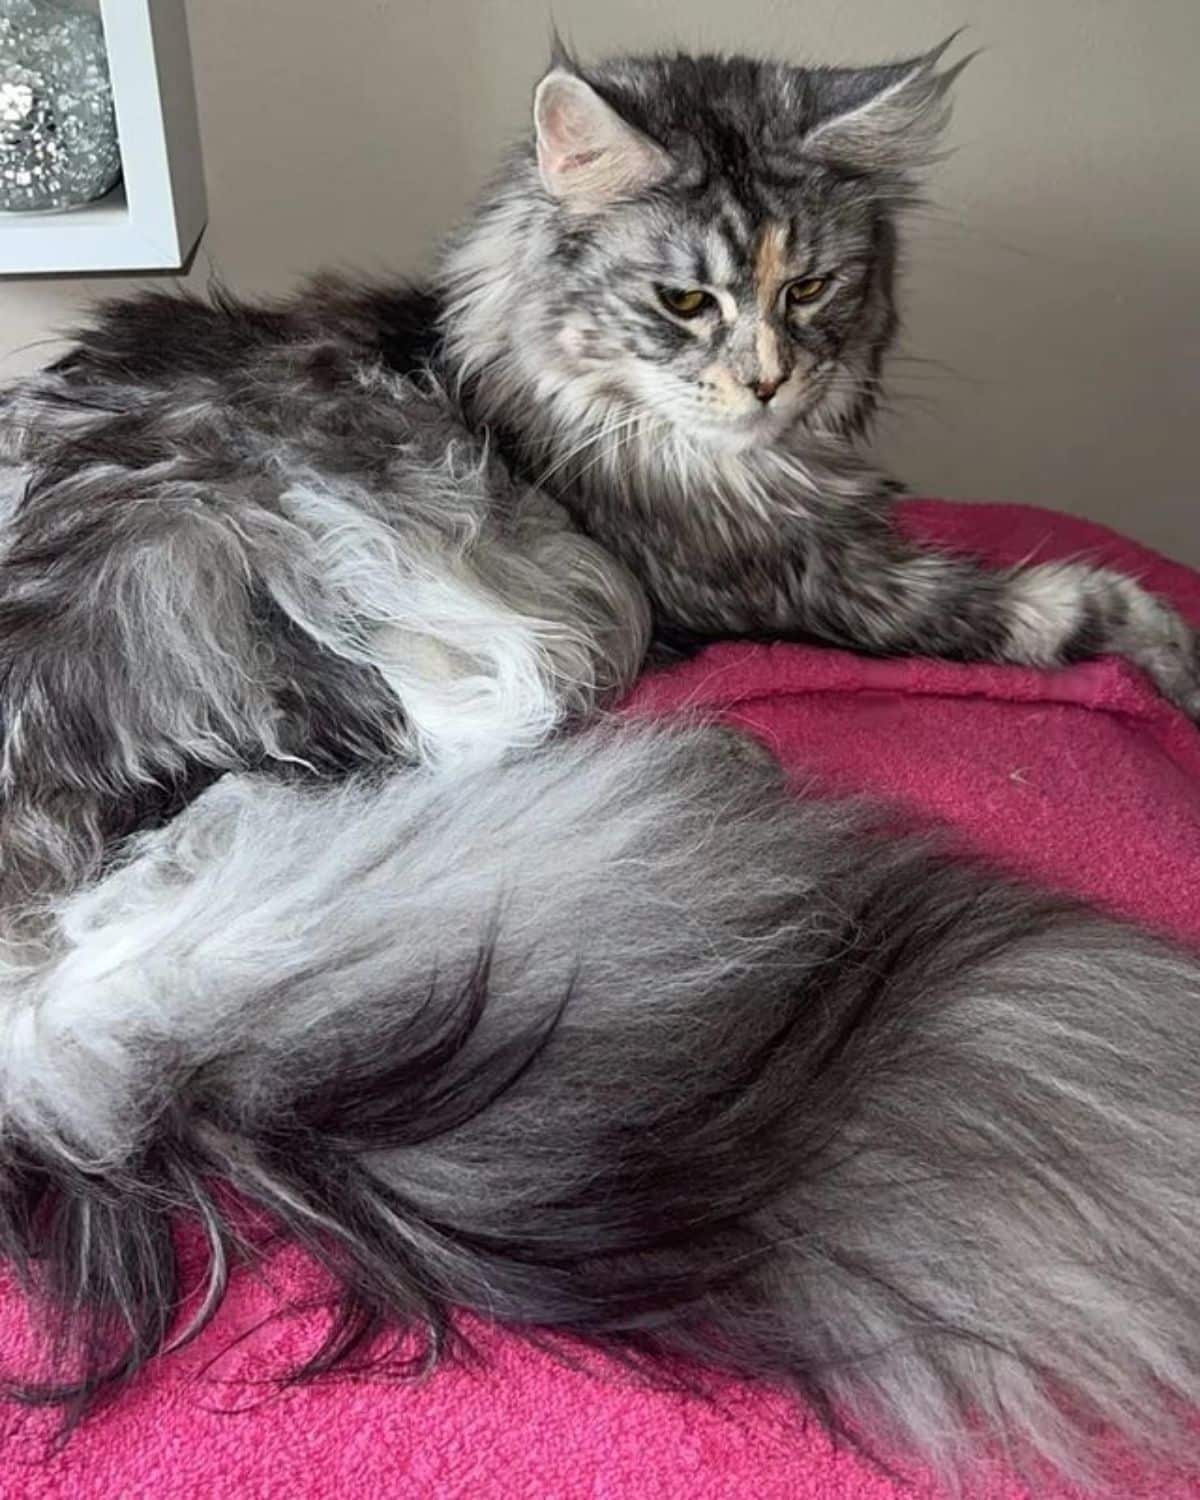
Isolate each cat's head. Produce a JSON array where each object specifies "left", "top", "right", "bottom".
[{"left": 443, "top": 43, "right": 963, "bottom": 452}]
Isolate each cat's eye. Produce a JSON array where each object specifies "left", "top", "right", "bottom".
[
  {"left": 657, "top": 287, "right": 714, "bottom": 318},
  {"left": 786, "top": 277, "right": 830, "bottom": 306}
]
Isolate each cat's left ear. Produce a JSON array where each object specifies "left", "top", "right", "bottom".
[
  {"left": 534, "top": 70, "right": 673, "bottom": 205},
  {"left": 802, "top": 37, "right": 970, "bottom": 179}
]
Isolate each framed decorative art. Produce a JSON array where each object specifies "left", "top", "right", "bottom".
[{"left": 0, "top": 0, "right": 205, "bottom": 275}]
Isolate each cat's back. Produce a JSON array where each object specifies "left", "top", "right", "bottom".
[
  {"left": 1, "top": 276, "right": 448, "bottom": 484},
  {"left": 51, "top": 276, "right": 441, "bottom": 390}
]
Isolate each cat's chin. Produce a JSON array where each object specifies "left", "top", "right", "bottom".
[
  {"left": 693, "top": 425, "right": 769, "bottom": 456},
  {"left": 675, "top": 408, "right": 799, "bottom": 456}
]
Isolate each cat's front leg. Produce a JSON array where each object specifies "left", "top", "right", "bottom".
[
  {"left": 649, "top": 520, "right": 1200, "bottom": 719},
  {"left": 789, "top": 533, "right": 1200, "bottom": 719}
]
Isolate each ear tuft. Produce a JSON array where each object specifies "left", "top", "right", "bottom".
[
  {"left": 547, "top": 24, "right": 577, "bottom": 76},
  {"left": 534, "top": 71, "right": 672, "bottom": 205},
  {"left": 802, "top": 36, "right": 972, "bottom": 179}
]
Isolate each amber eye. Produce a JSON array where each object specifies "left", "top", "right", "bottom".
[
  {"left": 786, "top": 276, "right": 829, "bottom": 306},
  {"left": 657, "top": 287, "right": 714, "bottom": 318}
]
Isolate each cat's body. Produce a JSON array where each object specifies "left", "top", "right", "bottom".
[
  {"left": 1, "top": 40, "right": 1200, "bottom": 1494},
  {"left": 0, "top": 277, "right": 647, "bottom": 912}
]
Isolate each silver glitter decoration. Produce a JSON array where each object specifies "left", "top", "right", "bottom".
[{"left": 0, "top": 0, "right": 121, "bottom": 213}]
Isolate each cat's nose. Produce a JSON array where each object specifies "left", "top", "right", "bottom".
[{"left": 750, "top": 376, "right": 782, "bottom": 404}]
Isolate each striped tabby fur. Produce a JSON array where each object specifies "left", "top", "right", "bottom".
[{"left": 0, "top": 38, "right": 1198, "bottom": 1494}]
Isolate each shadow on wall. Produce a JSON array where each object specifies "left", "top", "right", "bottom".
[{"left": 188, "top": 1, "right": 488, "bottom": 288}]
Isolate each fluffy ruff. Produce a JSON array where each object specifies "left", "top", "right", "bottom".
[{"left": 2, "top": 721, "right": 1199, "bottom": 1491}]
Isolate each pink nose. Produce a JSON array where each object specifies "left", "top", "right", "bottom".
[{"left": 751, "top": 376, "right": 782, "bottom": 404}]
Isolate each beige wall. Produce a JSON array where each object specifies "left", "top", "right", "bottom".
[{"left": 3, "top": 0, "right": 1197, "bottom": 561}]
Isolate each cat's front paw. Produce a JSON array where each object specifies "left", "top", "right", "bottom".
[
  {"left": 1182, "top": 639, "right": 1200, "bottom": 722},
  {"left": 1127, "top": 626, "right": 1200, "bottom": 723},
  {"left": 1086, "top": 571, "right": 1200, "bottom": 724}
]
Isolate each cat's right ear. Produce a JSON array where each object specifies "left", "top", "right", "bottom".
[
  {"left": 801, "top": 37, "right": 971, "bottom": 181},
  {"left": 534, "top": 71, "right": 671, "bottom": 205}
]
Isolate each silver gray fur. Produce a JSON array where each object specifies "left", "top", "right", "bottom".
[
  {"left": 6, "top": 722, "right": 1200, "bottom": 1492},
  {"left": 0, "top": 38, "right": 1198, "bottom": 1495}
]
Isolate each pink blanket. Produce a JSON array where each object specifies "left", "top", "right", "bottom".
[{"left": 3, "top": 500, "right": 1199, "bottom": 1498}]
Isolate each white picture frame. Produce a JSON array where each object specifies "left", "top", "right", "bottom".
[{"left": 0, "top": 0, "right": 206, "bottom": 275}]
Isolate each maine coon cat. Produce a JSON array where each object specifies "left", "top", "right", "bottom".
[{"left": 2, "top": 40, "right": 1200, "bottom": 1493}]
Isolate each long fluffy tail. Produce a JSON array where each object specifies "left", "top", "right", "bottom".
[{"left": 3, "top": 721, "right": 1200, "bottom": 1488}]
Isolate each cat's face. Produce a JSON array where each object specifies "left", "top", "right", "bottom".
[
  {"left": 446, "top": 49, "right": 956, "bottom": 453},
  {"left": 546, "top": 180, "right": 889, "bottom": 448}
]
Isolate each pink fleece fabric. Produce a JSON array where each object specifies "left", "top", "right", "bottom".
[{"left": 3, "top": 500, "right": 1199, "bottom": 1499}]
